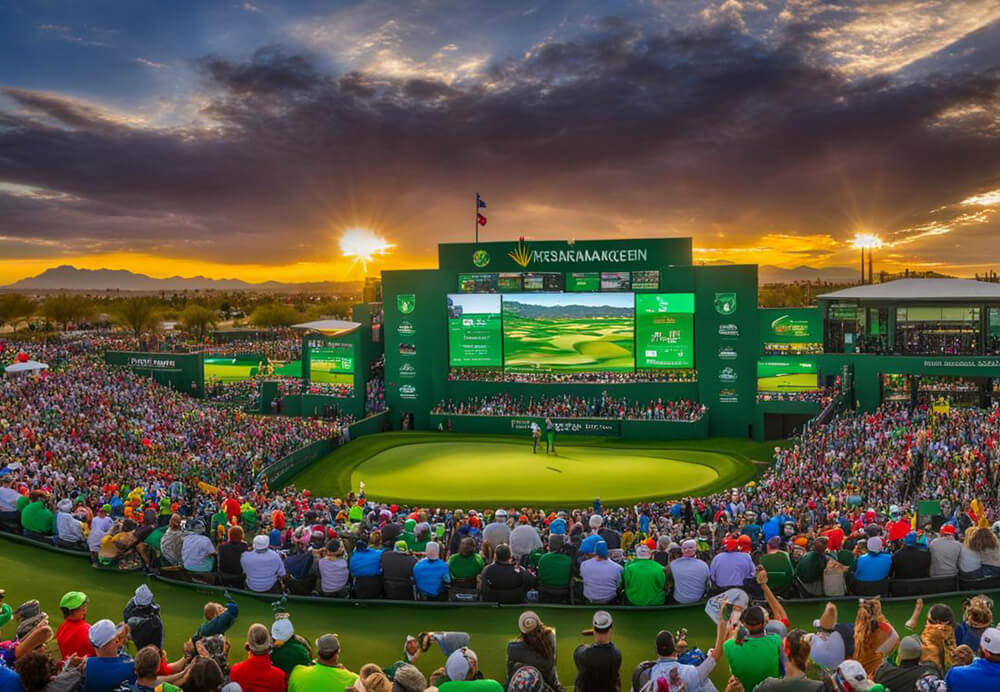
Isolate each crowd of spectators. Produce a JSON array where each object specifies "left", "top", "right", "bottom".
[
  {"left": 197, "top": 337, "right": 302, "bottom": 363},
  {"left": 432, "top": 393, "right": 706, "bottom": 421},
  {"left": 755, "top": 389, "right": 836, "bottom": 406},
  {"left": 448, "top": 368, "right": 698, "bottom": 384}
]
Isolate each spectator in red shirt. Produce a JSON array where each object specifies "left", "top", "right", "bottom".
[
  {"left": 224, "top": 497, "right": 242, "bottom": 523},
  {"left": 55, "top": 591, "right": 95, "bottom": 659},
  {"left": 229, "top": 623, "right": 287, "bottom": 692},
  {"left": 886, "top": 505, "right": 911, "bottom": 543}
]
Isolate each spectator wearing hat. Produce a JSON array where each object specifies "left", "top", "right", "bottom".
[
  {"left": 507, "top": 666, "right": 544, "bottom": 692},
  {"left": 886, "top": 505, "right": 911, "bottom": 544},
  {"left": 242, "top": 535, "right": 286, "bottom": 593},
  {"left": 709, "top": 537, "right": 755, "bottom": 590},
  {"left": 890, "top": 531, "right": 931, "bottom": 580},
  {"left": 829, "top": 659, "right": 876, "bottom": 692},
  {"left": 229, "top": 623, "right": 287, "bottom": 692},
  {"left": 314, "top": 539, "right": 350, "bottom": 596},
  {"left": 509, "top": 519, "right": 543, "bottom": 563},
  {"left": 270, "top": 617, "right": 312, "bottom": 676},
  {"left": 724, "top": 604, "right": 782, "bottom": 692},
  {"left": 536, "top": 535, "right": 572, "bottom": 593},
  {"left": 667, "top": 540, "right": 710, "bottom": 604},
  {"left": 192, "top": 592, "right": 239, "bottom": 643},
  {"left": 348, "top": 538, "right": 383, "bottom": 578},
  {"left": 390, "top": 663, "right": 427, "bottom": 692},
  {"left": 83, "top": 620, "right": 135, "bottom": 692},
  {"left": 482, "top": 544, "right": 536, "bottom": 604},
  {"left": 413, "top": 541, "right": 450, "bottom": 600},
  {"left": 579, "top": 541, "right": 621, "bottom": 605},
  {"left": 482, "top": 510, "right": 511, "bottom": 550},
  {"left": 622, "top": 544, "right": 667, "bottom": 606},
  {"left": 929, "top": 525, "right": 961, "bottom": 577},
  {"left": 56, "top": 591, "right": 95, "bottom": 659},
  {"left": 631, "top": 611, "right": 728, "bottom": 692},
  {"left": 182, "top": 521, "right": 217, "bottom": 573},
  {"left": 853, "top": 537, "right": 892, "bottom": 584},
  {"left": 873, "top": 635, "right": 942, "bottom": 690},
  {"left": 945, "top": 626, "right": 1000, "bottom": 689},
  {"left": 437, "top": 647, "right": 501, "bottom": 690},
  {"left": 506, "top": 611, "right": 562, "bottom": 692},
  {"left": 381, "top": 541, "right": 418, "bottom": 600},
  {"left": 578, "top": 516, "right": 605, "bottom": 559},
  {"left": 123, "top": 584, "right": 164, "bottom": 651},
  {"left": 573, "top": 611, "right": 620, "bottom": 692},
  {"left": 54, "top": 499, "right": 86, "bottom": 550}
]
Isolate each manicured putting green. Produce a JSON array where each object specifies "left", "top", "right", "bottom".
[
  {"left": 757, "top": 373, "right": 819, "bottom": 392},
  {"left": 350, "top": 440, "right": 727, "bottom": 506},
  {"left": 204, "top": 363, "right": 257, "bottom": 383}
]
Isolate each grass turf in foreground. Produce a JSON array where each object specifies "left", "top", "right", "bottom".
[
  {"left": 3, "top": 538, "right": 995, "bottom": 689},
  {"left": 285, "top": 432, "right": 775, "bottom": 507}
]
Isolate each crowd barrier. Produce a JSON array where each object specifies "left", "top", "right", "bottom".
[
  {"left": 428, "top": 412, "right": 709, "bottom": 440},
  {"left": 5, "top": 530, "right": 1000, "bottom": 613}
]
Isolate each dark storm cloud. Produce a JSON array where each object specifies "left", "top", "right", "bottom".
[{"left": 0, "top": 19, "right": 998, "bottom": 264}]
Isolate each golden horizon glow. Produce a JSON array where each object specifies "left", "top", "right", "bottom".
[{"left": 338, "top": 228, "right": 395, "bottom": 272}]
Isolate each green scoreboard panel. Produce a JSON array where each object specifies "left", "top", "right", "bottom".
[
  {"left": 309, "top": 344, "right": 355, "bottom": 384},
  {"left": 566, "top": 272, "right": 600, "bottom": 292},
  {"left": 757, "top": 359, "right": 819, "bottom": 392},
  {"left": 635, "top": 293, "right": 695, "bottom": 369},
  {"left": 447, "top": 294, "right": 503, "bottom": 366}
]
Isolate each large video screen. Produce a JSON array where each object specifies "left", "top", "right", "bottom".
[
  {"left": 447, "top": 294, "right": 503, "bottom": 367},
  {"left": 635, "top": 293, "right": 695, "bottom": 369},
  {"left": 757, "top": 360, "right": 820, "bottom": 392},
  {"left": 309, "top": 344, "right": 354, "bottom": 384},
  {"left": 502, "top": 293, "right": 634, "bottom": 373}
]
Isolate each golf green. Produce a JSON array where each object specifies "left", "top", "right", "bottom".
[
  {"left": 3, "top": 538, "right": 996, "bottom": 690},
  {"left": 286, "top": 433, "right": 768, "bottom": 507}
]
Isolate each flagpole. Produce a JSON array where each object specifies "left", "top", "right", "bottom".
[{"left": 475, "top": 192, "right": 479, "bottom": 245}]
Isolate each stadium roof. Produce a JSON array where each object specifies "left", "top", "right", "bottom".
[
  {"left": 818, "top": 278, "right": 1000, "bottom": 302},
  {"left": 291, "top": 319, "right": 361, "bottom": 335}
]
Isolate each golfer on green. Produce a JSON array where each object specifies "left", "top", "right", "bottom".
[
  {"left": 545, "top": 417, "right": 556, "bottom": 455},
  {"left": 531, "top": 421, "right": 541, "bottom": 454}
]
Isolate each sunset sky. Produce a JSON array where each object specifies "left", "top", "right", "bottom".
[{"left": 1, "top": 1, "right": 1000, "bottom": 284}]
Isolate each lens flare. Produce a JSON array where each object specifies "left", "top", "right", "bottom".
[
  {"left": 851, "top": 233, "right": 884, "bottom": 249},
  {"left": 339, "top": 228, "right": 394, "bottom": 271}
]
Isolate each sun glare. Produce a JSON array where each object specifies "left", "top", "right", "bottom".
[
  {"left": 850, "top": 232, "right": 884, "bottom": 249},
  {"left": 339, "top": 228, "right": 394, "bottom": 271}
]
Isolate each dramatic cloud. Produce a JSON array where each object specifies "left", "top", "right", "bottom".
[{"left": 0, "top": 1, "right": 999, "bottom": 279}]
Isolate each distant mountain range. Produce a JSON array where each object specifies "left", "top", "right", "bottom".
[
  {"left": 503, "top": 300, "right": 633, "bottom": 319},
  {"left": 758, "top": 265, "right": 865, "bottom": 283},
  {"left": 4, "top": 265, "right": 363, "bottom": 293}
]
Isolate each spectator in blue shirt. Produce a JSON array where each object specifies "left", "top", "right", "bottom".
[
  {"left": 84, "top": 620, "right": 136, "bottom": 692},
  {"left": 349, "top": 539, "right": 382, "bottom": 577},
  {"left": 413, "top": 541, "right": 450, "bottom": 600},
  {"left": 854, "top": 537, "right": 893, "bottom": 582},
  {"left": 945, "top": 626, "right": 1000, "bottom": 690}
]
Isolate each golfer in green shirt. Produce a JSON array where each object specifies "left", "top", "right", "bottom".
[{"left": 622, "top": 544, "right": 667, "bottom": 606}]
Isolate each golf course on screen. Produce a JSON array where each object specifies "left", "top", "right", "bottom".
[
  {"left": 757, "top": 359, "right": 820, "bottom": 392},
  {"left": 309, "top": 345, "right": 355, "bottom": 385},
  {"left": 203, "top": 356, "right": 262, "bottom": 383},
  {"left": 502, "top": 293, "right": 634, "bottom": 372}
]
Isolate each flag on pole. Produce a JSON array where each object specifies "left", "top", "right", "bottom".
[
  {"left": 477, "top": 196, "right": 487, "bottom": 209},
  {"left": 477, "top": 213, "right": 488, "bottom": 226}
]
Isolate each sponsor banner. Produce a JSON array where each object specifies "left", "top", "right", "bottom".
[
  {"left": 714, "top": 292, "right": 737, "bottom": 315},
  {"left": 718, "top": 323, "right": 740, "bottom": 339},
  {"left": 396, "top": 294, "right": 415, "bottom": 314},
  {"left": 922, "top": 359, "right": 1000, "bottom": 369},
  {"left": 509, "top": 418, "right": 621, "bottom": 436},
  {"left": 399, "top": 384, "right": 418, "bottom": 400},
  {"left": 718, "top": 389, "right": 739, "bottom": 404},
  {"left": 718, "top": 345, "right": 738, "bottom": 361},
  {"left": 718, "top": 366, "right": 738, "bottom": 383},
  {"left": 397, "top": 320, "right": 415, "bottom": 337},
  {"left": 127, "top": 356, "right": 178, "bottom": 369},
  {"left": 398, "top": 363, "right": 416, "bottom": 379}
]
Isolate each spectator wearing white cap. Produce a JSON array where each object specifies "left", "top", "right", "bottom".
[
  {"left": 83, "top": 619, "right": 135, "bottom": 692},
  {"left": 506, "top": 611, "right": 562, "bottom": 692},
  {"left": 241, "top": 535, "right": 286, "bottom": 593},
  {"left": 830, "top": 660, "right": 876, "bottom": 691},
  {"left": 622, "top": 544, "right": 667, "bottom": 606},
  {"left": 482, "top": 510, "right": 510, "bottom": 549},
  {"left": 578, "top": 516, "right": 604, "bottom": 558},
  {"left": 413, "top": 541, "right": 451, "bottom": 600},
  {"left": 945, "top": 626, "right": 1000, "bottom": 690},
  {"left": 852, "top": 537, "right": 892, "bottom": 583},
  {"left": 288, "top": 634, "right": 360, "bottom": 692},
  {"left": 269, "top": 616, "right": 312, "bottom": 676},
  {"left": 54, "top": 498, "right": 86, "bottom": 550},
  {"left": 438, "top": 646, "right": 502, "bottom": 690},
  {"left": 123, "top": 584, "right": 164, "bottom": 652},
  {"left": 573, "top": 611, "right": 620, "bottom": 692},
  {"left": 666, "top": 540, "right": 710, "bottom": 604}
]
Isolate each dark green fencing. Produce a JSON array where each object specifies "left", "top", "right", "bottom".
[{"left": 428, "top": 413, "right": 708, "bottom": 440}]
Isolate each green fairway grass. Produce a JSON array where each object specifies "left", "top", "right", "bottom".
[
  {"left": 757, "top": 372, "right": 821, "bottom": 392},
  {"left": 3, "top": 537, "right": 994, "bottom": 689},
  {"left": 285, "top": 432, "right": 776, "bottom": 507},
  {"left": 503, "top": 315, "right": 635, "bottom": 372},
  {"left": 204, "top": 360, "right": 258, "bottom": 383}
]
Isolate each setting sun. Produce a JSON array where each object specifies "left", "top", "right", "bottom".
[{"left": 339, "top": 228, "right": 395, "bottom": 272}]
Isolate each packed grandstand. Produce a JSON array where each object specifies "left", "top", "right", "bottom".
[{"left": 4, "top": 335, "right": 1000, "bottom": 690}]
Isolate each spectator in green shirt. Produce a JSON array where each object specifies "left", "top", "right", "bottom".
[
  {"left": 723, "top": 604, "right": 783, "bottom": 691},
  {"left": 448, "top": 537, "right": 485, "bottom": 585},
  {"left": 270, "top": 617, "right": 312, "bottom": 676},
  {"left": 0, "top": 590, "right": 10, "bottom": 631},
  {"left": 288, "top": 634, "right": 358, "bottom": 692},
  {"left": 537, "top": 535, "right": 572, "bottom": 589},
  {"left": 622, "top": 544, "right": 668, "bottom": 606},
  {"left": 794, "top": 536, "right": 829, "bottom": 597},
  {"left": 21, "top": 491, "right": 54, "bottom": 536}
]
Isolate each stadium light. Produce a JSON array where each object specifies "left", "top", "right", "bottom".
[{"left": 851, "top": 233, "right": 884, "bottom": 284}]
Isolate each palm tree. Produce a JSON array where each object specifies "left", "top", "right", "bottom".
[{"left": 180, "top": 303, "right": 219, "bottom": 341}]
